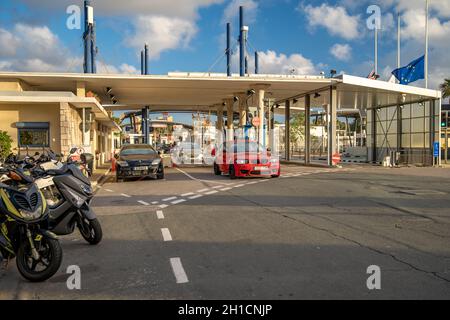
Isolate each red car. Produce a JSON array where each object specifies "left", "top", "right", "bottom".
[{"left": 212, "top": 140, "right": 280, "bottom": 179}]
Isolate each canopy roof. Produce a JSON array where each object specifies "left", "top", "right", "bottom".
[{"left": 0, "top": 72, "right": 441, "bottom": 113}]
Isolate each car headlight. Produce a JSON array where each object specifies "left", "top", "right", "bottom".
[
  {"left": 236, "top": 159, "right": 248, "bottom": 165},
  {"left": 117, "top": 161, "right": 129, "bottom": 167},
  {"left": 152, "top": 159, "right": 161, "bottom": 166}
]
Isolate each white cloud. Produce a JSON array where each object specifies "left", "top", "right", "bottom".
[
  {"left": 252, "top": 50, "right": 317, "bottom": 75},
  {"left": 97, "top": 63, "right": 139, "bottom": 75},
  {"left": 0, "top": 23, "right": 132, "bottom": 74},
  {"left": 301, "top": 3, "right": 361, "bottom": 40},
  {"left": 401, "top": 9, "right": 450, "bottom": 43},
  {"left": 330, "top": 44, "right": 352, "bottom": 61},
  {"left": 222, "top": 0, "right": 258, "bottom": 24},
  {"left": 126, "top": 15, "right": 198, "bottom": 60},
  {"left": 18, "top": 0, "right": 224, "bottom": 19},
  {"left": 0, "top": 29, "right": 18, "bottom": 57}
]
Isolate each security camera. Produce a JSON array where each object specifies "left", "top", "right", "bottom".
[
  {"left": 234, "top": 96, "right": 239, "bottom": 102},
  {"left": 247, "top": 89, "right": 256, "bottom": 96}
]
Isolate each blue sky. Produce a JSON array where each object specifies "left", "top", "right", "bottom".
[{"left": 0, "top": 0, "right": 449, "bottom": 89}]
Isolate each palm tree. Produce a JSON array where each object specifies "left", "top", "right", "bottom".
[{"left": 440, "top": 79, "right": 450, "bottom": 99}]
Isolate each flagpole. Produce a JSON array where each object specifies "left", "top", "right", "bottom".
[
  {"left": 397, "top": 13, "right": 401, "bottom": 69},
  {"left": 425, "top": 0, "right": 429, "bottom": 88},
  {"left": 375, "top": 27, "right": 378, "bottom": 76}
]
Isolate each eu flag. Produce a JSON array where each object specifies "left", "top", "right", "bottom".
[{"left": 392, "top": 55, "right": 425, "bottom": 85}]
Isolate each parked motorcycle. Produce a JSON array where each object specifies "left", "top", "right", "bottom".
[
  {"left": 30, "top": 151, "right": 103, "bottom": 245},
  {"left": 0, "top": 166, "right": 63, "bottom": 282}
]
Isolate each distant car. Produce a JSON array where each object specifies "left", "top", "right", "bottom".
[
  {"left": 171, "top": 142, "right": 204, "bottom": 165},
  {"left": 212, "top": 140, "right": 280, "bottom": 179},
  {"left": 115, "top": 144, "right": 164, "bottom": 181}
]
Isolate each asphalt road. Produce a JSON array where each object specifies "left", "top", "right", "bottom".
[{"left": 1, "top": 164, "right": 450, "bottom": 300}]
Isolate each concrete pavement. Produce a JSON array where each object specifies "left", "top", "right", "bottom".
[{"left": 1, "top": 165, "right": 450, "bottom": 300}]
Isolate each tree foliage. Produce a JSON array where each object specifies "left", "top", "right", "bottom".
[{"left": 0, "top": 131, "right": 13, "bottom": 160}]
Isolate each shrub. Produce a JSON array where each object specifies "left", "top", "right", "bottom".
[{"left": 0, "top": 131, "right": 13, "bottom": 160}]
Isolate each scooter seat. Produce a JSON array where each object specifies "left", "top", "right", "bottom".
[{"left": 46, "top": 165, "right": 69, "bottom": 176}]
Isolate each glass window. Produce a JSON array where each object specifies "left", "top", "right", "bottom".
[
  {"left": 18, "top": 127, "right": 49, "bottom": 147},
  {"left": 411, "top": 133, "right": 425, "bottom": 148}
]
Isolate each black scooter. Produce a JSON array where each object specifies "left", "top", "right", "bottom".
[{"left": 21, "top": 151, "right": 103, "bottom": 245}]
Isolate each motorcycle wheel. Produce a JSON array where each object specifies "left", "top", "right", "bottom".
[
  {"left": 78, "top": 218, "right": 103, "bottom": 245},
  {"left": 16, "top": 237, "right": 63, "bottom": 282}
]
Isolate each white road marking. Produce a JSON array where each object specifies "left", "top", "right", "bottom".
[
  {"left": 161, "top": 228, "right": 173, "bottom": 242},
  {"left": 234, "top": 184, "right": 244, "bottom": 188},
  {"left": 175, "top": 168, "right": 201, "bottom": 181},
  {"left": 138, "top": 201, "right": 150, "bottom": 206},
  {"left": 163, "top": 197, "right": 178, "bottom": 202},
  {"left": 212, "top": 186, "right": 224, "bottom": 189},
  {"left": 189, "top": 194, "right": 203, "bottom": 200},
  {"left": 197, "top": 188, "right": 211, "bottom": 193},
  {"left": 205, "top": 190, "right": 218, "bottom": 195},
  {"left": 172, "top": 199, "right": 187, "bottom": 205},
  {"left": 175, "top": 167, "right": 234, "bottom": 186},
  {"left": 170, "top": 258, "right": 189, "bottom": 284},
  {"left": 152, "top": 201, "right": 159, "bottom": 205},
  {"left": 220, "top": 187, "right": 232, "bottom": 191},
  {"left": 156, "top": 210, "right": 165, "bottom": 219},
  {"left": 105, "top": 189, "right": 113, "bottom": 192},
  {"left": 181, "top": 192, "right": 195, "bottom": 197},
  {"left": 247, "top": 181, "right": 259, "bottom": 185},
  {"left": 160, "top": 204, "right": 169, "bottom": 209},
  {"left": 121, "top": 194, "right": 132, "bottom": 198}
]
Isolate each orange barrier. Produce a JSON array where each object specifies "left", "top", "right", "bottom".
[{"left": 111, "top": 156, "right": 116, "bottom": 173}]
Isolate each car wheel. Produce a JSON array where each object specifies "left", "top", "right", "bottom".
[
  {"left": 214, "top": 163, "right": 221, "bottom": 176},
  {"left": 229, "top": 165, "right": 237, "bottom": 180},
  {"left": 157, "top": 164, "right": 165, "bottom": 180},
  {"left": 116, "top": 171, "right": 123, "bottom": 183}
]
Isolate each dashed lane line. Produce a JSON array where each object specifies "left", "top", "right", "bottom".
[
  {"left": 121, "top": 194, "right": 132, "bottom": 198},
  {"left": 138, "top": 201, "right": 150, "bottom": 206},
  {"left": 170, "top": 258, "right": 189, "bottom": 284},
  {"left": 205, "top": 190, "right": 218, "bottom": 195},
  {"left": 189, "top": 194, "right": 203, "bottom": 200},
  {"left": 157, "top": 210, "right": 165, "bottom": 219},
  {"left": 181, "top": 192, "right": 195, "bottom": 197},
  {"left": 172, "top": 199, "right": 187, "bottom": 205},
  {"left": 163, "top": 197, "right": 178, "bottom": 202},
  {"left": 160, "top": 204, "right": 169, "bottom": 209},
  {"left": 161, "top": 228, "right": 173, "bottom": 242}
]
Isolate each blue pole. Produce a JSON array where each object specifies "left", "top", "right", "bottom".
[
  {"left": 239, "top": 6, "right": 245, "bottom": 77},
  {"left": 141, "top": 50, "right": 144, "bottom": 75},
  {"left": 144, "top": 44, "right": 149, "bottom": 75},
  {"left": 255, "top": 51, "right": 259, "bottom": 74},
  {"left": 83, "top": 1, "right": 92, "bottom": 73},
  {"left": 91, "top": 22, "right": 96, "bottom": 73},
  {"left": 227, "top": 23, "right": 232, "bottom": 77}
]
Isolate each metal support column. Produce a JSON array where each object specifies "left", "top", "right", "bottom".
[
  {"left": 226, "top": 99, "right": 234, "bottom": 142},
  {"left": 328, "top": 87, "right": 337, "bottom": 167},
  {"left": 285, "top": 100, "right": 291, "bottom": 161},
  {"left": 305, "top": 94, "right": 311, "bottom": 164},
  {"left": 429, "top": 99, "right": 436, "bottom": 166}
]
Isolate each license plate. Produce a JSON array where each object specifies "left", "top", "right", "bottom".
[
  {"left": 254, "top": 166, "right": 268, "bottom": 171},
  {"left": 133, "top": 166, "right": 148, "bottom": 171}
]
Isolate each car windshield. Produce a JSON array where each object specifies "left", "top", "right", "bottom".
[
  {"left": 227, "top": 142, "right": 264, "bottom": 153},
  {"left": 121, "top": 146, "right": 157, "bottom": 156}
]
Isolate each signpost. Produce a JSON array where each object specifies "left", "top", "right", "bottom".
[{"left": 433, "top": 142, "right": 440, "bottom": 166}]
